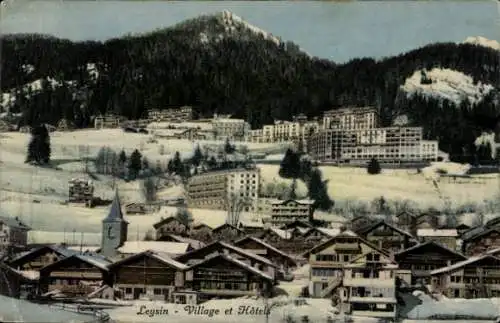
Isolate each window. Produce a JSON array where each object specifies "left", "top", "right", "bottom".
[
  {"left": 154, "top": 288, "right": 162, "bottom": 295},
  {"left": 125, "top": 288, "right": 132, "bottom": 294}
]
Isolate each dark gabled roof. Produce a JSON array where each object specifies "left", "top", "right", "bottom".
[
  {"left": 395, "top": 241, "right": 467, "bottom": 260},
  {"left": 462, "top": 227, "right": 500, "bottom": 243},
  {"left": 40, "top": 254, "right": 112, "bottom": 273},
  {"left": 8, "top": 245, "right": 77, "bottom": 266},
  {"left": 103, "top": 189, "right": 128, "bottom": 223},
  {"left": 279, "top": 220, "right": 314, "bottom": 230},
  {"left": 108, "top": 250, "right": 188, "bottom": 270},
  {"left": 187, "top": 253, "right": 273, "bottom": 281},
  {"left": 212, "top": 223, "right": 246, "bottom": 234},
  {"left": 396, "top": 210, "right": 417, "bottom": 218},
  {"left": 301, "top": 233, "right": 390, "bottom": 258},
  {"left": 174, "top": 240, "right": 277, "bottom": 268},
  {"left": 357, "top": 220, "right": 415, "bottom": 239},
  {"left": 234, "top": 236, "right": 297, "bottom": 263},
  {"left": 153, "top": 216, "right": 185, "bottom": 229},
  {"left": 455, "top": 223, "right": 471, "bottom": 229},
  {"left": 485, "top": 216, "right": 500, "bottom": 228},
  {"left": 460, "top": 225, "right": 484, "bottom": 240}
]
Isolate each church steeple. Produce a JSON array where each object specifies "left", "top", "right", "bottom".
[
  {"left": 101, "top": 188, "right": 128, "bottom": 258},
  {"left": 103, "top": 188, "right": 127, "bottom": 223}
]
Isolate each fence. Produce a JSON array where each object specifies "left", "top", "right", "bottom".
[{"left": 49, "top": 303, "right": 111, "bottom": 322}]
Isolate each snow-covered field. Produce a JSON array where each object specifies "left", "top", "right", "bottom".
[{"left": 0, "top": 129, "right": 498, "bottom": 244}]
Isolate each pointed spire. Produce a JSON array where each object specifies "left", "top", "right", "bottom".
[{"left": 103, "top": 188, "right": 127, "bottom": 223}]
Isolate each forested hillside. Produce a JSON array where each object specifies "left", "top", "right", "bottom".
[{"left": 1, "top": 11, "right": 499, "bottom": 161}]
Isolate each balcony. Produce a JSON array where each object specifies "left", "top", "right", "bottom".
[
  {"left": 344, "top": 277, "right": 395, "bottom": 288},
  {"left": 50, "top": 271, "right": 103, "bottom": 279}
]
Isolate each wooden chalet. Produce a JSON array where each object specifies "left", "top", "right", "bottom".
[
  {"left": 181, "top": 253, "right": 274, "bottom": 302},
  {"left": 0, "top": 262, "right": 37, "bottom": 298},
  {"left": 234, "top": 236, "right": 298, "bottom": 272},
  {"left": 394, "top": 241, "right": 467, "bottom": 285},
  {"left": 108, "top": 250, "right": 187, "bottom": 301},
  {"left": 125, "top": 203, "right": 148, "bottom": 215},
  {"left": 461, "top": 227, "right": 500, "bottom": 255},
  {"left": 153, "top": 216, "right": 189, "bottom": 239},
  {"left": 356, "top": 220, "right": 417, "bottom": 254},
  {"left": 174, "top": 241, "right": 278, "bottom": 282},
  {"left": 39, "top": 254, "right": 112, "bottom": 296},
  {"left": 8, "top": 245, "right": 76, "bottom": 271},
  {"left": 238, "top": 220, "right": 266, "bottom": 237},
  {"left": 349, "top": 215, "right": 377, "bottom": 232},
  {"left": 431, "top": 255, "right": 500, "bottom": 298},
  {"left": 211, "top": 223, "right": 246, "bottom": 242},
  {"left": 117, "top": 241, "right": 192, "bottom": 257},
  {"left": 303, "top": 232, "right": 391, "bottom": 298}
]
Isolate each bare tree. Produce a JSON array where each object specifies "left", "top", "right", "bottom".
[
  {"left": 141, "top": 176, "right": 157, "bottom": 202},
  {"left": 225, "top": 193, "right": 252, "bottom": 226}
]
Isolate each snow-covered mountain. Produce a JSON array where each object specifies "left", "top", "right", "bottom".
[
  {"left": 400, "top": 68, "right": 494, "bottom": 105},
  {"left": 463, "top": 36, "right": 500, "bottom": 51}
]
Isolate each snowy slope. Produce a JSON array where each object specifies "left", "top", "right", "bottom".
[
  {"left": 463, "top": 36, "right": 500, "bottom": 51},
  {"left": 219, "top": 10, "right": 280, "bottom": 45},
  {"left": 401, "top": 68, "right": 494, "bottom": 104}
]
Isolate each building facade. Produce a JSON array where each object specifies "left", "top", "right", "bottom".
[
  {"left": 186, "top": 168, "right": 260, "bottom": 211},
  {"left": 212, "top": 117, "right": 250, "bottom": 141},
  {"left": 148, "top": 106, "right": 193, "bottom": 123},
  {"left": 269, "top": 199, "right": 315, "bottom": 226},
  {"left": 0, "top": 215, "right": 31, "bottom": 254},
  {"left": 307, "top": 107, "right": 439, "bottom": 164}
]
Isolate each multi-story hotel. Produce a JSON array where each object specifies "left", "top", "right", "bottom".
[
  {"left": 186, "top": 168, "right": 260, "bottom": 211},
  {"left": 148, "top": 106, "right": 193, "bottom": 123},
  {"left": 212, "top": 117, "right": 250, "bottom": 141},
  {"left": 308, "top": 107, "right": 439, "bottom": 164},
  {"left": 246, "top": 115, "right": 320, "bottom": 146}
]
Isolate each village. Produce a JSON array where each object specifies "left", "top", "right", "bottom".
[{"left": 1, "top": 106, "right": 500, "bottom": 323}]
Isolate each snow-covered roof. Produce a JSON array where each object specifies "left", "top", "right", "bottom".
[
  {"left": 110, "top": 250, "right": 188, "bottom": 270},
  {"left": 235, "top": 236, "right": 295, "bottom": 261},
  {"left": 218, "top": 241, "right": 275, "bottom": 267},
  {"left": 189, "top": 253, "right": 273, "bottom": 281},
  {"left": 430, "top": 255, "right": 500, "bottom": 275},
  {"left": 75, "top": 254, "right": 112, "bottom": 271},
  {"left": 67, "top": 245, "right": 101, "bottom": 253},
  {"left": 159, "top": 234, "right": 205, "bottom": 249},
  {"left": 117, "top": 241, "right": 190, "bottom": 255},
  {"left": 271, "top": 199, "right": 315, "bottom": 205},
  {"left": 417, "top": 229, "right": 458, "bottom": 237},
  {"left": 14, "top": 269, "right": 40, "bottom": 280},
  {"left": 0, "top": 213, "right": 31, "bottom": 230},
  {"left": 9, "top": 245, "right": 77, "bottom": 264},
  {"left": 270, "top": 228, "right": 291, "bottom": 239}
]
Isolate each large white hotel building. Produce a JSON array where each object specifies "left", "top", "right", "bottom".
[{"left": 307, "top": 107, "right": 439, "bottom": 164}]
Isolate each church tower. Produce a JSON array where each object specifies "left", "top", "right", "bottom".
[{"left": 101, "top": 189, "right": 128, "bottom": 258}]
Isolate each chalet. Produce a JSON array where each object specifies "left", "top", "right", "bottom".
[
  {"left": 0, "top": 214, "right": 32, "bottom": 254},
  {"left": 188, "top": 223, "right": 213, "bottom": 243},
  {"left": 394, "top": 241, "right": 467, "bottom": 285},
  {"left": 416, "top": 228, "right": 458, "bottom": 250},
  {"left": 94, "top": 114, "right": 122, "bottom": 129},
  {"left": 108, "top": 251, "right": 187, "bottom": 301},
  {"left": 117, "top": 241, "right": 192, "bottom": 258},
  {"left": 39, "top": 254, "right": 112, "bottom": 296},
  {"left": 0, "top": 262, "right": 37, "bottom": 298},
  {"left": 461, "top": 228, "right": 500, "bottom": 255},
  {"left": 356, "top": 220, "right": 417, "bottom": 254},
  {"left": 234, "top": 236, "right": 298, "bottom": 272},
  {"left": 174, "top": 241, "right": 278, "bottom": 282},
  {"left": 431, "top": 255, "right": 500, "bottom": 298},
  {"left": 211, "top": 223, "right": 246, "bottom": 242},
  {"left": 279, "top": 220, "right": 314, "bottom": 231},
  {"left": 396, "top": 210, "right": 417, "bottom": 228},
  {"left": 181, "top": 253, "right": 274, "bottom": 302},
  {"left": 153, "top": 216, "right": 189, "bottom": 239},
  {"left": 342, "top": 252, "right": 399, "bottom": 320},
  {"left": 238, "top": 220, "right": 266, "bottom": 237},
  {"left": 304, "top": 233, "right": 390, "bottom": 298},
  {"left": 8, "top": 245, "right": 76, "bottom": 272},
  {"left": 269, "top": 199, "right": 315, "bottom": 226},
  {"left": 156, "top": 234, "right": 205, "bottom": 249}
]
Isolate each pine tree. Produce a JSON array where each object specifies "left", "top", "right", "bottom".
[
  {"left": 224, "top": 138, "right": 235, "bottom": 154},
  {"left": 367, "top": 158, "right": 382, "bottom": 175},
  {"left": 172, "top": 151, "right": 183, "bottom": 174},
  {"left": 128, "top": 149, "right": 142, "bottom": 179},
  {"left": 192, "top": 145, "right": 203, "bottom": 167},
  {"left": 142, "top": 156, "right": 150, "bottom": 170},
  {"left": 118, "top": 150, "right": 127, "bottom": 164},
  {"left": 25, "top": 125, "right": 51, "bottom": 165},
  {"left": 307, "top": 168, "right": 333, "bottom": 211}
]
